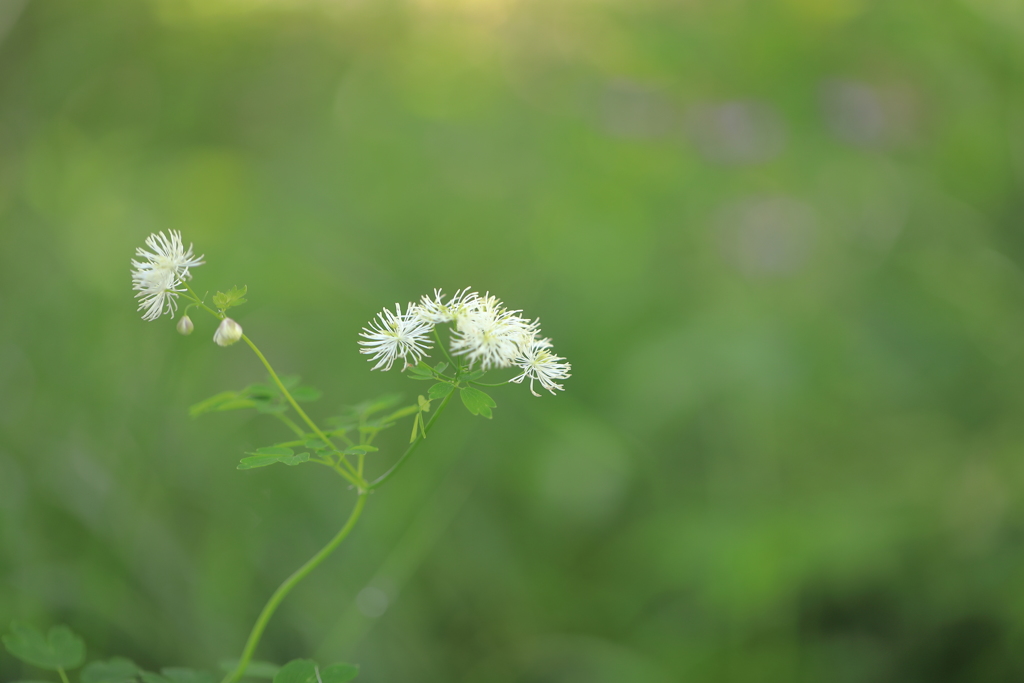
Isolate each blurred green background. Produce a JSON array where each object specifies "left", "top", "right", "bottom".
[{"left": 5, "top": 0, "right": 1024, "bottom": 680}]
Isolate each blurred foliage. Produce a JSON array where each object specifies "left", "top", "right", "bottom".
[{"left": 4, "top": 0, "right": 1024, "bottom": 681}]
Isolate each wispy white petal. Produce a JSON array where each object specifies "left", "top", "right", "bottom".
[
  {"left": 414, "top": 287, "right": 477, "bottom": 325},
  {"left": 359, "top": 303, "right": 434, "bottom": 371},
  {"left": 130, "top": 230, "right": 205, "bottom": 321},
  {"left": 449, "top": 292, "right": 538, "bottom": 370},
  {"left": 509, "top": 337, "right": 572, "bottom": 396}
]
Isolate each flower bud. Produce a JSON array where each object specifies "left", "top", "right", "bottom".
[
  {"left": 213, "top": 317, "right": 243, "bottom": 347},
  {"left": 176, "top": 315, "right": 194, "bottom": 336}
]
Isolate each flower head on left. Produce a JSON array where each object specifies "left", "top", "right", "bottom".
[
  {"left": 131, "top": 230, "right": 204, "bottom": 321},
  {"left": 359, "top": 303, "right": 434, "bottom": 371}
]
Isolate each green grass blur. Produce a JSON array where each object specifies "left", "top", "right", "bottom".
[{"left": 4, "top": 0, "right": 1024, "bottom": 680}]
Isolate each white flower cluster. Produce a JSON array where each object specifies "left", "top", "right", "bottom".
[
  {"left": 131, "top": 230, "right": 204, "bottom": 321},
  {"left": 358, "top": 289, "right": 571, "bottom": 395}
]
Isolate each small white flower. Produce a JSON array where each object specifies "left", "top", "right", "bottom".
[
  {"left": 510, "top": 337, "right": 572, "bottom": 396},
  {"left": 214, "top": 317, "right": 243, "bottom": 346},
  {"left": 359, "top": 303, "right": 434, "bottom": 371},
  {"left": 449, "top": 293, "right": 538, "bottom": 370},
  {"left": 177, "top": 315, "right": 195, "bottom": 336},
  {"left": 130, "top": 230, "right": 205, "bottom": 321},
  {"left": 414, "top": 287, "right": 477, "bottom": 325}
]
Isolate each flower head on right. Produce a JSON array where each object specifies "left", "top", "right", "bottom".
[{"left": 357, "top": 288, "right": 570, "bottom": 397}]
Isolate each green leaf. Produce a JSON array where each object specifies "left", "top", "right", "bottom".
[
  {"left": 247, "top": 447, "right": 294, "bottom": 457},
  {"left": 418, "top": 395, "right": 431, "bottom": 412},
  {"left": 212, "top": 285, "right": 247, "bottom": 311},
  {"left": 428, "top": 383, "right": 453, "bottom": 400},
  {"left": 253, "top": 401, "right": 288, "bottom": 414},
  {"left": 349, "top": 444, "right": 378, "bottom": 453},
  {"left": 218, "top": 661, "right": 280, "bottom": 679},
  {"left": 271, "top": 660, "right": 357, "bottom": 683},
  {"left": 324, "top": 417, "right": 358, "bottom": 431},
  {"left": 406, "top": 361, "right": 435, "bottom": 379},
  {"left": 189, "top": 391, "right": 239, "bottom": 417},
  {"left": 3, "top": 623, "right": 85, "bottom": 671},
  {"left": 433, "top": 362, "right": 448, "bottom": 374},
  {"left": 237, "top": 447, "right": 309, "bottom": 470},
  {"left": 215, "top": 399, "right": 260, "bottom": 412},
  {"left": 304, "top": 439, "right": 327, "bottom": 449},
  {"left": 140, "top": 672, "right": 169, "bottom": 683},
  {"left": 237, "top": 455, "right": 283, "bottom": 470},
  {"left": 236, "top": 448, "right": 303, "bottom": 471},
  {"left": 272, "top": 660, "right": 318, "bottom": 683},
  {"left": 319, "top": 663, "right": 359, "bottom": 683},
  {"left": 459, "top": 387, "right": 496, "bottom": 419},
  {"left": 461, "top": 369, "right": 485, "bottom": 382},
  {"left": 290, "top": 387, "right": 322, "bottom": 402},
  {"left": 160, "top": 669, "right": 215, "bottom": 683},
  {"left": 409, "top": 361, "right": 434, "bottom": 376},
  {"left": 81, "top": 658, "right": 140, "bottom": 683},
  {"left": 280, "top": 453, "right": 310, "bottom": 466},
  {"left": 405, "top": 373, "right": 435, "bottom": 381},
  {"left": 242, "top": 383, "right": 276, "bottom": 399},
  {"left": 378, "top": 405, "right": 419, "bottom": 424}
]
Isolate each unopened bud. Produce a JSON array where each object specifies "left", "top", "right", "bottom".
[
  {"left": 176, "top": 315, "right": 194, "bottom": 336},
  {"left": 213, "top": 317, "right": 243, "bottom": 347}
]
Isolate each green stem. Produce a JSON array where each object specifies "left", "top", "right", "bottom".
[
  {"left": 266, "top": 429, "right": 351, "bottom": 449},
  {"left": 182, "top": 283, "right": 223, "bottom": 320},
  {"left": 368, "top": 392, "right": 453, "bottom": 490},
  {"left": 432, "top": 328, "right": 456, "bottom": 367},
  {"left": 241, "top": 335, "right": 364, "bottom": 488},
  {"left": 222, "top": 493, "right": 369, "bottom": 683},
  {"left": 274, "top": 412, "right": 306, "bottom": 438},
  {"left": 181, "top": 284, "right": 364, "bottom": 487},
  {"left": 470, "top": 380, "right": 508, "bottom": 387},
  {"left": 57, "top": 668, "right": 69, "bottom": 683}
]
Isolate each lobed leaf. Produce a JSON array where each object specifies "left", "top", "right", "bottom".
[
  {"left": 272, "top": 660, "right": 317, "bottom": 683},
  {"left": 459, "top": 387, "right": 496, "bottom": 419},
  {"left": 272, "top": 660, "right": 358, "bottom": 683},
  {"left": 189, "top": 391, "right": 240, "bottom": 418},
  {"left": 319, "top": 664, "right": 359, "bottom": 683},
  {"left": 290, "top": 387, "right": 322, "bottom": 402},
  {"left": 253, "top": 401, "right": 288, "bottom": 415},
  {"left": 408, "top": 362, "right": 434, "bottom": 377},
  {"left": 427, "top": 383, "right": 453, "bottom": 400},
  {"left": 242, "top": 383, "right": 276, "bottom": 399},
  {"left": 81, "top": 658, "right": 140, "bottom": 683},
  {"left": 212, "top": 285, "right": 247, "bottom": 311},
  {"left": 247, "top": 446, "right": 294, "bottom": 456},
  {"left": 238, "top": 450, "right": 309, "bottom": 470},
  {"left": 3, "top": 623, "right": 85, "bottom": 671}
]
